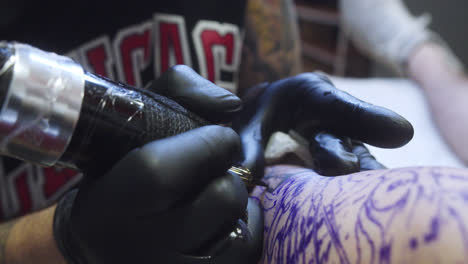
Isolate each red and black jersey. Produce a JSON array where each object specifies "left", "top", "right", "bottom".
[{"left": 0, "top": 0, "right": 247, "bottom": 220}]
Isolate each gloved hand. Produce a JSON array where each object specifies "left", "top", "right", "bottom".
[
  {"left": 147, "top": 64, "right": 242, "bottom": 124},
  {"left": 310, "top": 132, "right": 386, "bottom": 176},
  {"left": 234, "top": 73, "right": 414, "bottom": 178},
  {"left": 53, "top": 66, "right": 263, "bottom": 264},
  {"left": 54, "top": 126, "right": 263, "bottom": 264}
]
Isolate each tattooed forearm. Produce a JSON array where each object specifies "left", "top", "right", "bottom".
[
  {"left": 0, "top": 220, "right": 15, "bottom": 263},
  {"left": 238, "top": 0, "right": 302, "bottom": 96},
  {"left": 251, "top": 165, "right": 468, "bottom": 263}
]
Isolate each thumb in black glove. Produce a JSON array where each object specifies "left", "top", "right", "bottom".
[
  {"left": 233, "top": 73, "right": 413, "bottom": 178},
  {"left": 54, "top": 126, "right": 263, "bottom": 264}
]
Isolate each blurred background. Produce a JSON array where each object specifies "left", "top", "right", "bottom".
[
  {"left": 407, "top": 0, "right": 467, "bottom": 66},
  {"left": 294, "top": 0, "right": 468, "bottom": 168},
  {"left": 376, "top": 0, "right": 468, "bottom": 76},
  {"left": 294, "top": 0, "right": 467, "bottom": 77}
]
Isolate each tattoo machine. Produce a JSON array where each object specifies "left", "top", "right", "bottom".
[{"left": 0, "top": 42, "right": 265, "bottom": 188}]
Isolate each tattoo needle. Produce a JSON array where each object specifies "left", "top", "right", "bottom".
[{"left": 228, "top": 166, "right": 268, "bottom": 188}]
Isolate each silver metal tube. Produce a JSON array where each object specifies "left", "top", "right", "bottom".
[{"left": 0, "top": 42, "right": 85, "bottom": 166}]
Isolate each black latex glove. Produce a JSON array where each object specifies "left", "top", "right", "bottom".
[
  {"left": 147, "top": 65, "right": 242, "bottom": 124},
  {"left": 53, "top": 66, "right": 263, "bottom": 264},
  {"left": 54, "top": 126, "right": 263, "bottom": 264},
  {"left": 310, "top": 132, "right": 386, "bottom": 176},
  {"left": 233, "top": 73, "right": 414, "bottom": 178}
]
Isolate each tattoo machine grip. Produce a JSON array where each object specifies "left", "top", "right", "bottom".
[{"left": 0, "top": 42, "right": 209, "bottom": 175}]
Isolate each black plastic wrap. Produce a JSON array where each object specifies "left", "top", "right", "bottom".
[{"left": 59, "top": 73, "right": 209, "bottom": 175}]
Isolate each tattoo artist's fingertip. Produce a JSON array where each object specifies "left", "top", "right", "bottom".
[
  {"left": 364, "top": 107, "right": 415, "bottom": 148},
  {"left": 388, "top": 116, "right": 414, "bottom": 147},
  {"left": 403, "top": 118, "right": 415, "bottom": 142},
  {"left": 199, "top": 125, "right": 239, "bottom": 145},
  {"left": 221, "top": 94, "right": 243, "bottom": 112}
]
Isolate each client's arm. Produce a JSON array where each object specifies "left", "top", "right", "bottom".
[
  {"left": 407, "top": 43, "right": 468, "bottom": 164},
  {"left": 252, "top": 165, "right": 468, "bottom": 263},
  {"left": 340, "top": 0, "right": 468, "bottom": 164}
]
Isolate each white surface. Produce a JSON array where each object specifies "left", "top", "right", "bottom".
[{"left": 331, "top": 76, "right": 465, "bottom": 168}]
